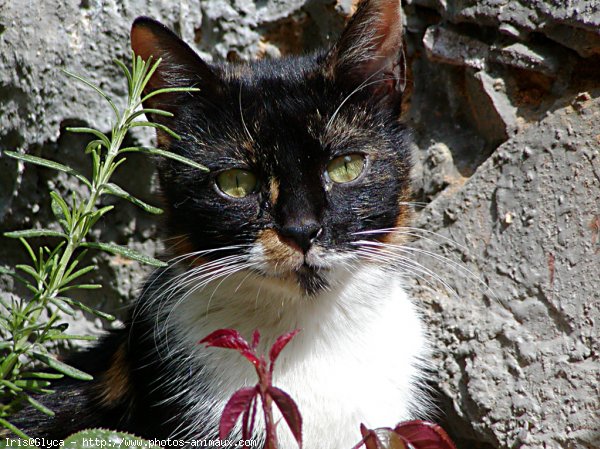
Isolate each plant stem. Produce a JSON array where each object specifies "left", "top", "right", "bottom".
[
  {"left": 12, "top": 86, "right": 133, "bottom": 364},
  {"left": 258, "top": 364, "right": 278, "bottom": 449},
  {"left": 263, "top": 391, "right": 277, "bottom": 449}
]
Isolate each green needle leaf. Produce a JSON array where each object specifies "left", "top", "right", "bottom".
[
  {"left": 15, "top": 264, "right": 42, "bottom": 282},
  {"left": 14, "top": 379, "right": 51, "bottom": 390},
  {"left": 128, "top": 108, "right": 174, "bottom": 122},
  {"left": 129, "top": 121, "right": 181, "bottom": 140},
  {"left": 46, "top": 333, "right": 96, "bottom": 341},
  {"left": 62, "top": 69, "right": 120, "bottom": 122},
  {"left": 56, "top": 297, "right": 115, "bottom": 321},
  {"left": 114, "top": 58, "right": 133, "bottom": 97},
  {"left": 4, "top": 151, "right": 92, "bottom": 188},
  {"left": 26, "top": 395, "right": 55, "bottom": 416},
  {"left": 0, "top": 353, "right": 19, "bottom": 378},
  {"left": 81, "top": 241, "right": 167, "bottom": 267},
  {"left": 4, "top": 229, "right": 66, "bottom": 239},
  {"left": 60, "top": 264, "right": 97, "bottom": 287},
  {"left": 85, "top": 139, "right": 107, "bottom": 154},
  {"left": 0, "top": 418, "right": 31, "bottom": 438},
  {"left": 58, "top": 283, "right": 102, "bottom": 292},
  {"left": 20, "top": 372, "right": 65, "bottom": 380},
  {"left": 103, "top": 183, "right": 163, "bottom": 214},
  {"left": 141, "top": 86, "right": 200, "bottom": 104},
  {"left": 121, "top": 146, "right": 209, "bottom": 172},
  {"left": 49, "top": 191, "right": 72, "bottom": 223},
  {"left": 32, "top": 352, "right": 93, "bottom": 381},
  {"left": 65, "top": 127, "right": 111, "bottom": 149},
  {"left": 0, "top": 379, "right": 23, "bottom": 392}
]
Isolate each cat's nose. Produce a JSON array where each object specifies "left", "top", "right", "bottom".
[{"left": 279, "top": 221, "right": 322, "bottom": 254}]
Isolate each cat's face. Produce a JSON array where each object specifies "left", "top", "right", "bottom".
[{"left": 132, "top": 0, "right": 411, "bottom": 295}]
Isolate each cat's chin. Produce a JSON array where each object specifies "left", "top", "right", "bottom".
[
  {"left": 295, "top": 263, "right": 329, "bottom": 295},
  {"left": 248, "top": 242, "right": 351, "bottom": 295},
  {"left": 252, "top": 263, "right": 329, "bottom": 297}
]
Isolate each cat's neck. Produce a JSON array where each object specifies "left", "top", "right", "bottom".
[{"left": 164, "top": 263, "right": 400, "bottom": 346}]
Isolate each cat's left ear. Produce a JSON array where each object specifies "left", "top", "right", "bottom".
[
  {"left": 325, "top": 0, "right": 406, "bottom": 111},
  {"left": 131, "top": 17, "right": 221, "bottom": 118}
]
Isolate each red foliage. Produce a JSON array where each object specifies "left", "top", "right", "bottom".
[
  {"left": 219, "top": 387, "right": 258, "bottom": 440},
  {"left": 201, "top": 328, "right": 457, "bottom": 449},
  {"left": 393, "top": 420, "right": 457, "bottom": 449},
  {"left": 200, "top": 328, "right": 303, "bottom": 449},
  {"left": 269, "top": 329, "right": 300, "bottom": 370},
  {"left": 200, "top": 329, "right": 250, "bottom": 352},
  {"left": 353, "top": 421, "right": 457, "bottom": 449},
  {"left": 268, "top": 386, "right": 303, "bottom": 446},
  {"left": 200, "top": 329, "right": 260, "bottom": 366}
]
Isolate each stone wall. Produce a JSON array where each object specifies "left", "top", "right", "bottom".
[{"left": 0, "top": 1, "right": 598, "bottom": 447}]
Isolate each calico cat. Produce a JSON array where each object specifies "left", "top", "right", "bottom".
[{"left": 13, "top": 0, "right": 430, "bottom": 447}]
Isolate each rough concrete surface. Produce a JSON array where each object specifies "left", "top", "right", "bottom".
[
  {"left": 1, "top": 0, "right": 599, "bottom": 447},
  {"left": 412, "top": 94, "right": 600, "bottom": 448}
]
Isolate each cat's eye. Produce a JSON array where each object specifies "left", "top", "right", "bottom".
[
  {"left": 216, "top": 169, "right": 258, "bottom": 198},
  {"left": 326, "top": 154, "right": 366, "bottom": 183}
]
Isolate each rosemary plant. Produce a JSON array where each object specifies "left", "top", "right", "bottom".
[{"left": 0, "top": 54, "right": 206, "bottom": 437}]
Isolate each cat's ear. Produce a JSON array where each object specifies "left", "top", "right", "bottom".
[
  {"left": 325, "top": 0, "right": 406, "bottom": 110},
  {"left": 130, "top": 17, "right": 221, "bottom": 116}
]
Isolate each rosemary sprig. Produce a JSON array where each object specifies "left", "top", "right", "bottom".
[{"left": 0, "top": 53, "right": 206, "bottom": 436}]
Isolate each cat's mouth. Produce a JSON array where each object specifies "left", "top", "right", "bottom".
[
  {"left": 260, "top": 261, "right": 328, "bottom": 296},
  {"left": 250, "top": 229, "right": 344, "bottom": 294},
  {"left": 294, "top": 262, "right": 328, "bottom": 294}
]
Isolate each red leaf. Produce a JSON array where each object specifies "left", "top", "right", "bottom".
[
  {"left": 241, "top": 393, "right": 259, "bottom": 440},
  {"left": 386, "top": 431, "right": 411, "bottom": 449},
  {"left": 268, "top": 386, "right": 303, "bottom": 448},
  {"left": 241, "top": 349, "right": 262, "bottom": 367},
  {"left": 200, "top": 328, "right": 254, "bottom": 354},
  {"left": 360, "top": 424, "right": 382, "bottom": 449},
  {"left": 219, "top": 387, "right": 258, "bottom": 440},
  {"left": 354, "top": 426, "right": 412, "bottom": 449},
  {"left": 251, "top": 329, "right": 261, "bottom": 349},
  {"left": 269, "top": 329, "right": 300, "bottom": 365},
  {"left": 393, "top": 420, "right": 457, "bottom": 449}
]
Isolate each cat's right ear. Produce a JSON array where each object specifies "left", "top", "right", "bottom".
[
  {"left": 130, "top": 17, "right": 221, "bottom": 117},
  {"left": 324, "top": 0, "right": 406, "bottom": 112}
]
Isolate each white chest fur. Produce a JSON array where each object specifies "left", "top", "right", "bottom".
[{"left": 161, "top": 264, "right": 429, "bottom": 448}]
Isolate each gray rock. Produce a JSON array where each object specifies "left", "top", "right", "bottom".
[
  {"left": 488, "top": 42, "right": 561, "bottom": 76},
  {"left": 542, "top": 23, "right": 600, "bottom": 58},
  {"left": 419, "top": 142, "right": 465, "bottom": 201},
  {"left": 411, "top": 93, "right": 600, "bottom": 449},
  {"left": 408, "top": 0, "right": 600, "bottom": 59},
  {"left": 466, "top": 69, "right": 518, "bottom": 145},
  {"left": 423, "top": 25, "right": 489, "bottom": 70}
]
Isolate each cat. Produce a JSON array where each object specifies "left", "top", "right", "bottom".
[{"left": 13, "top": 0, "right": 431, "bottom": 447}]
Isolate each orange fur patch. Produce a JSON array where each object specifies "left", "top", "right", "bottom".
[
  {"left": 269, "top": 178, "right": 280, "bottom": 205},
  {"left": 156, "top": 131, "right": 171, "bottom": 148},
  {"left": 379, "top": 186, "right": 414, "bottom": 245},
  {"left": 258, "top": 229, "right": 302, "bottom": 263},
  {"left": 98, "top": 343, "right": 130, "bottom": 406}
]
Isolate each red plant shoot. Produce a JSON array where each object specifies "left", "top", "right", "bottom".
[
  {"left": 200, "top": 329, "right": 302, "bottom": 449},
  {"left": 201, "top": 328, "right": 457, "bottom": 449},
  {"left": 352, "top": 421, "right": 457, "bottom": 449}
]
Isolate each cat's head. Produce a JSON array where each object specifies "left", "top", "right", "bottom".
[{"left": 131, "top": 0, "right": 412, "bottom": 296}]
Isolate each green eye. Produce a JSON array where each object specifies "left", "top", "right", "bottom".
[
  {"left": 326, "top": 154, "right": 366, "bottom": 183},
  {"left": 216, "top": 169, "right": 257, "bottom": 198}
]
